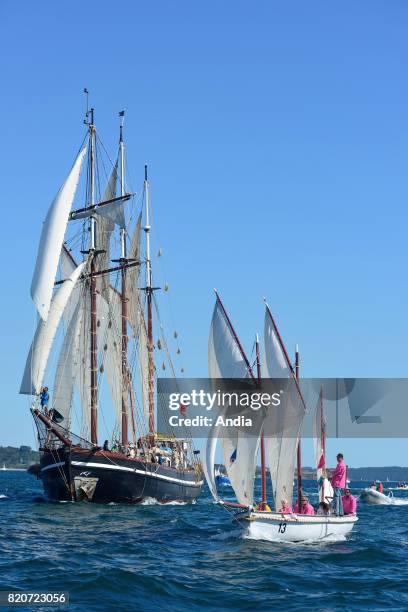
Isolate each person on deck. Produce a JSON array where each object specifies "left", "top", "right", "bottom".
[
  {"left": 342, "top": 488, "right": 357, "bottom": 515},
  {"left": 40, "top": 387, "right": 49, "bottom": 411},
  {"left": 294, "top": 495, "right": 315, "bottom": 515},
  {"left": 377, "top": 481, "right": 384, "bottom": 494},
  {"left": 278, "top": 499, "right": 293, "bottom": 513},
  {"left": 103, "top": 440, "right": 110, "bottom": 451},
  {"left": 317, "top": 501, "right": 331, "bottom": 515},
  {"left": 330, "top": 453, "right": 346, "bottom": 516}
]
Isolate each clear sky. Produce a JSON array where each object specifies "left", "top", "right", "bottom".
[{"left": 1, "top": 1, "right": 407, "bottom": 466}]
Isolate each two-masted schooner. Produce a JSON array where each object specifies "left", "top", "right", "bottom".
[
  {"left": 203, "top": 292, "right": 357, "bottom": 542},
  {"left": 20, "top": 103, "right": 203, "bottom": 504}
]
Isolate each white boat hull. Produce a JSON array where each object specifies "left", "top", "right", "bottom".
[
  {"left": 360, "top": 488, "right": 394, "bottom": 505},
  {"left": 238, "top": 511, "right": 357, "bottom": 542}
]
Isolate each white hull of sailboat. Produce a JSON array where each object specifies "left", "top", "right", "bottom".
[{"left": 239, "top": 511, "right": 357, "bottom": 542}]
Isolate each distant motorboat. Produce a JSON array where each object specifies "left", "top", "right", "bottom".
[
  {"left": 1, "top": 464, "right": 6, "bottom": 471},
  {"left": 215, "top": 468, "right": 231, "bottom": 487},
  {"left": 360, "top": 487, "right": 394, "bottom": 505}
]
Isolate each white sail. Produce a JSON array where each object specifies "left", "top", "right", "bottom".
[
  {"left": 126, "top": 214, "right": 150, "bottom": 426},
  {"left": 20, "top": 262, "right": 85, "bottom": 396},
  {"left": 99, "top": 288, "right": 123, "bottom": 424},
  {"left": 127, "top": 213, "right": 142, "bottom": 333},
  {"left": 31, "top": 148, "right": 86, "bottom": 321},
  {"left": 263, "top": 305, "right": 305, "bottom": 508},
  {"left": 60, "top": 245, "right": 82, "bottom": 325},
  {"left": 207, "top": 297, "right": 259, "bottom": 506},
  {"left": 52, "top": 300, "right": 83, "bottom": 429},
  {"left": 202, "top": 424, "right": 220, "bottom": 502}
]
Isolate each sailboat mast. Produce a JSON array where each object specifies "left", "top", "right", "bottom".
[
  {"left": 88, "top": 108, "right": 98, "bottom": 445},
  {"left": 295, "top": 345, "right": 302, "bottom": 512},
  {"left": 119, "top": 113, "right": 129, "bottom": 447},
  {"left": 320, "top": 387, "right": 325, "bottom": 468},
  {"left": 256, "top": 334, "right": 267, "bottom": 507},
  {"left": 144, "top": 165, "right": 155, "bottom": 439}
]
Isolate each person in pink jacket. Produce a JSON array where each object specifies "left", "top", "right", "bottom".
[
  {"left": 278, "top": 499, "right": 293, "bottom": 513},
  {"left": 330, "top": 453, "right": 347, "bottom": 516},
  {"left": 342, "top": 488, "right": 357, "bottom": 515},
  {"left": 294, "top": 495, "right": 315, "bottom": 515}
]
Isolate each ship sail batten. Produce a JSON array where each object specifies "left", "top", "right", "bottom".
[
  {"left": 20, "top": 262, "right": 86, "bottom": 396},
  {"left": 30, "top": 148, "right": 86, "bottom": 322}
]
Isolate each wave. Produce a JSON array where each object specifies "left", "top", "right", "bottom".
[
  {"left": 139, "top": 497, "right": 196, "bottom": 506},
  {"left": 0, "top": 494, "right": 8, "bottom": 500}
]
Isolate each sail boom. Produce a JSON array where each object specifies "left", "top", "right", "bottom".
[{"left": 69, "top": 193, "right": 133, "bottom": 221}]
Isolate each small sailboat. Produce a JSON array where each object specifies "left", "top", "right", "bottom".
[
  {"left": 19, "top": 101, "right": 203, "bottom": 504},
  {"left": 1, "top": 464, "right": 6, "bottom": 471},
  {"left": 203, "top": 293, "right": 357, "bottom": 542}
]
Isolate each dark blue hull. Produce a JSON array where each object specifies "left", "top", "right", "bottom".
[{"left": 39, "top": 448, "right": 203, "bottom": 504}]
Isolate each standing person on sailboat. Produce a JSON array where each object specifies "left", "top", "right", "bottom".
[
  {"left": 330, "top": 453, "right": 346, "bottom": 516},
  {"left": 40, "top": 387, "right": 49, "bottom": 410}
]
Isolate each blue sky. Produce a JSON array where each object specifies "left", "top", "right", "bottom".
[{"left": 1, "top": 1, "right": 407, "bottom": 466}]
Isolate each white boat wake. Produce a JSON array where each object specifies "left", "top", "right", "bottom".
[
  {"left": 0, "top": 494, "right": 8, "bottom": 500},
  {"left": 140, "top": 497, "right": 195, "bottom": 506}
]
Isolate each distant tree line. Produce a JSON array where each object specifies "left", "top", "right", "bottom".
[{"left": 0, "top": 446, "right": 39, "bottom": 468}]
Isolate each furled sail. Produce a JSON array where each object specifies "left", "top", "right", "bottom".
[
  {"left": 207, "top": 296, "right": 260, "bottom": 507},
  {"left": 263, "top": 305, "right": 305, "bottom": 508},
  {"left": 20, "top": 262, "right": 85, "bottom": 395},
  {"left": 31, "top": 148, "right": 86, "bottom": 321},
  {"left": 313, "top": 388, "right": 333, "bottom": 502}
]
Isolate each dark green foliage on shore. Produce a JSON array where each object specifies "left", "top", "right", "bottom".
[{"left": 0, "top": 446, "right": 39, "bottom": 469}]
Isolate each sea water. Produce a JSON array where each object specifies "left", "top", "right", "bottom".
[{"left": 0, "top": 472, "right": 408, "bottom": 611}]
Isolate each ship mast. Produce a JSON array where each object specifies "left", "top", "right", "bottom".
[
  {"left": 87, "top": 105, "right": 98, "bottom": 445},
  {"left": 256, "top": 334, "right": 267, "bottom": 509},
  {"left": 119, "top": 112, "right": 129, "bottom": 447},
  {"left": 295, "top": 345, "right": 302, "bottom": 512},
  {"left": 144, "top": 165, "right": 155, "bottom": 441}
]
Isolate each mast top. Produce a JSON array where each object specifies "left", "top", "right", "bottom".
[
  {"left": 145, "top": 164, "right": 148, "bottom": 181},
  {"left": 119, "top": 110, "right": 125, "bottom": 142},
  {"left": 83, "top": 88, "right": 94, "bottom": 127}
]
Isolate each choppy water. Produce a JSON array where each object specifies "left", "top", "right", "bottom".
[{"left": 1, "top": 472, "right": 408, "bottom": 611}]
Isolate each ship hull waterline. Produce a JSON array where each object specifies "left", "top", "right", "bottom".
[
  {"left": 237, "top": 510, "right": 358, "bottom": 542},
  {"left": 39, "top": 448, "right": 203, "bottom": 504}
]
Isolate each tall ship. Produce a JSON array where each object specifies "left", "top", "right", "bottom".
[{"left": 20, "top": 100, "right": 203, "bottom": 503}]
